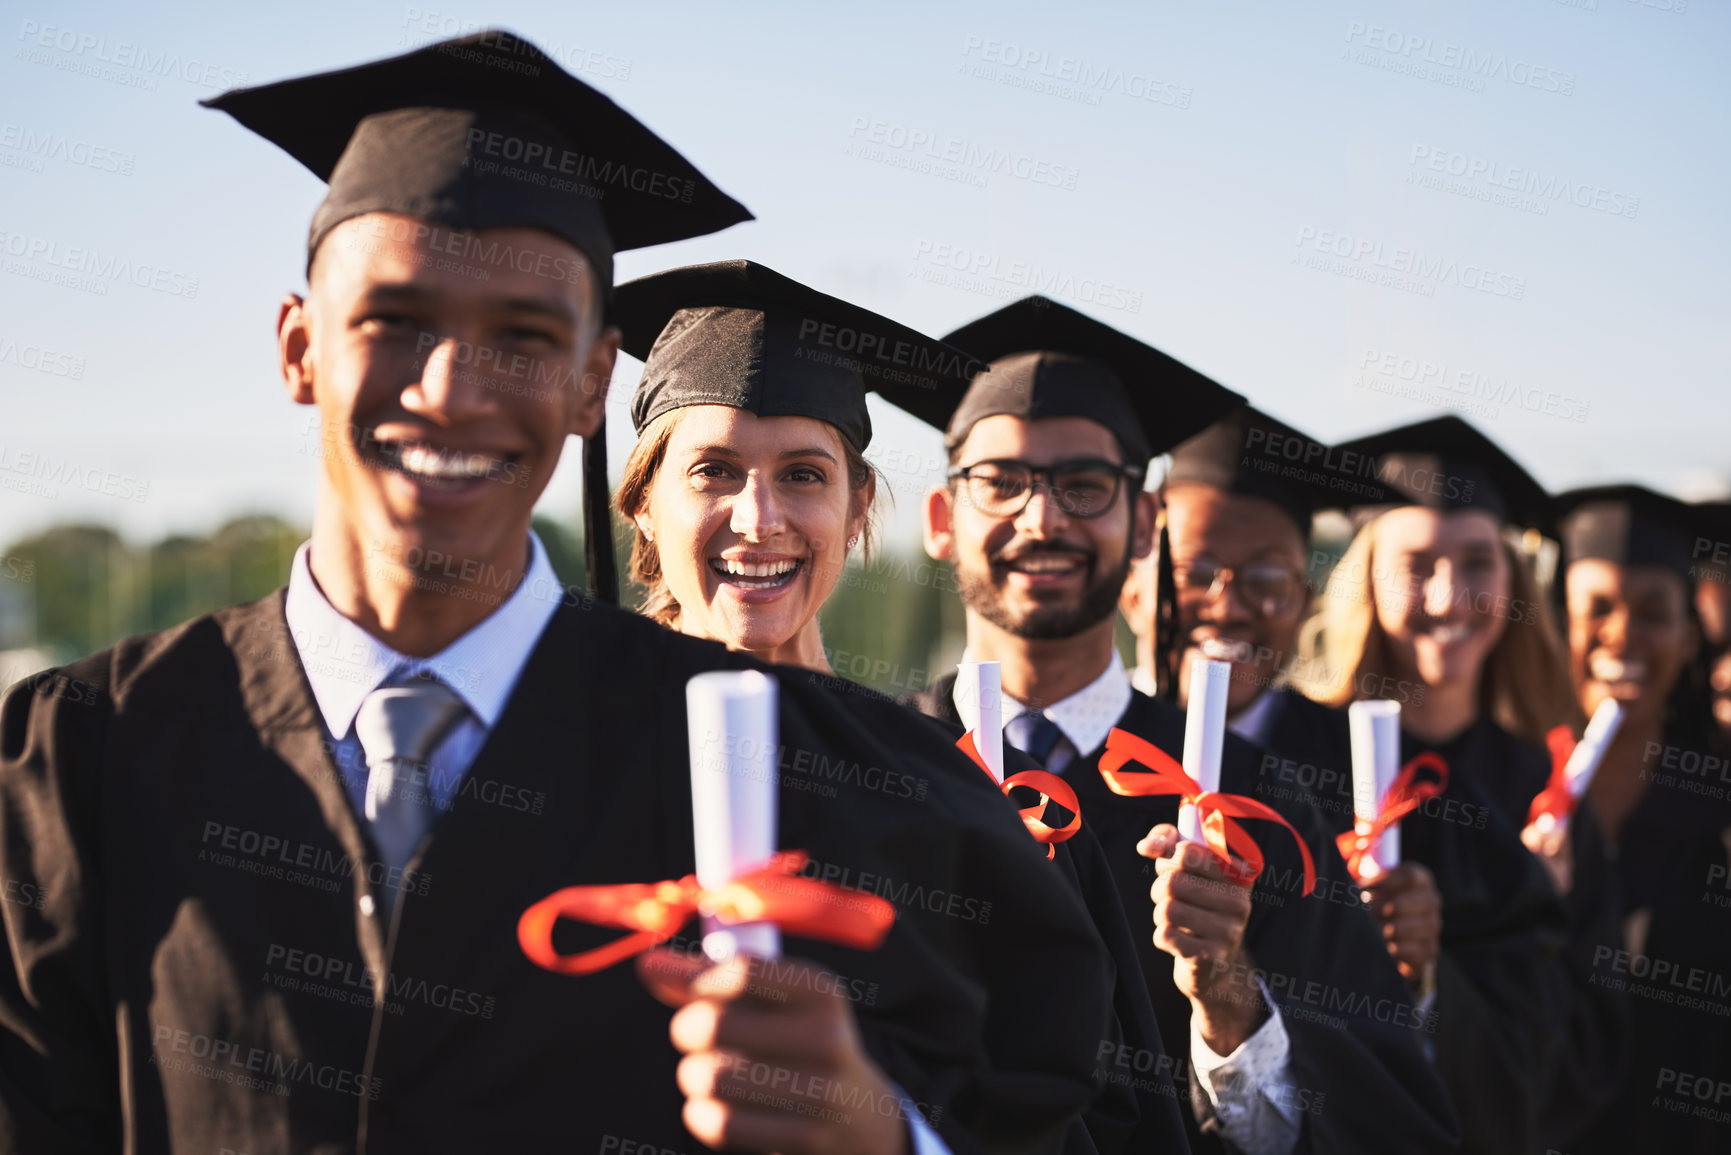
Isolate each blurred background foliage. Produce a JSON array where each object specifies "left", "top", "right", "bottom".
[{"left": 0, "top": 511, "right": 986, "bottom": 696}]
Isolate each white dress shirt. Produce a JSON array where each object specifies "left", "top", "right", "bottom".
[
  {"left": 285, "top": 534, "right": 951, "bottom": 1154},
  {"left": 1228, "top": 688, "right": 1282, "bottom": 746},
  {"left": 963, "top": 652, "right": 1300, "bottom": 1153},
  {"left": 285, "top": 534, "right": 562, "bottom": 818}
]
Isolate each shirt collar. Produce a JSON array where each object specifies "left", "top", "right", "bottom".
[
  {"left": 284, "top": 531, "right": 563, "bottom": 740},
  {"left": 955, "top": 648, "right": 1133, "bottom": 761},
  {"left": 1228, "top": 688, "right": 1281, "bottom": 745},
  {"left": 1127, "top": 666, "right": 1286, "bottom": 744}
]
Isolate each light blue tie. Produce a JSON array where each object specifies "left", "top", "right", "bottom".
[{"left": 354, "top": 678, "right": 469, "bottom": 880}]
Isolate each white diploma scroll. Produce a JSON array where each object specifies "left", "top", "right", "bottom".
[
  {"left": 1348, "top": 699, "right": 1404, "bottom": 874},
  {"left": 686, "top": 670, "right": 782, "bottom": 962},
  {"left": 1535, "top": 698, "right": 1626, "bottom": 834},
  {"left": 955, "top": 661, "right": 1005, "bottom": 783},
  {"left": 1179, "top": 658, "right": 1232, "bottom": 844},
  {"left": 1566, "top": 698, "right": 1625, "bottom": 800}
]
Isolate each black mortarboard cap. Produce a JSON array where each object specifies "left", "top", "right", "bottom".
[
  {"left": 616, "top": 260, "right": 983, "bottom": 452},
  {"left": 1690, "top": 501, "right": 1731, "bottom": 581},
  {"left": 1164, "top": 405, "right": 1392, "bottom": 532},
  {"left": 887, "top": 296, "right": 1243, "bottom": 466},
  {"left": 201, "top": 30, "right": 752, "bottom": 290},
  {"left": 205, "top": 31, "right": 754, "bottom": 607},
  {"left": 1557, "top": 485, "right": 1696, "bottom": 577},
  {"left": 1333, "top": 416, "right": 1553, "bottom": 533}
]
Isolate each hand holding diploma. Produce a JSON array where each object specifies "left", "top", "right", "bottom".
[
  {"left": 1345, "top": 700, "right": 1444, "bottom": 991},
  {"left": 639, "top": 948, "right": 912, "bottom": 1155},
  {"left": 649, "top": 672, "right": 909, "bottom": 1152},
  {"left": 1360, "top": 863, "right": 1443, "bottom": 992},
  {"left": 1136, "top": 659, "right": 1266, "bottom": 1053},
  {"left": 1521, "top": 700, "right": 1625, "bottom": 896},
  {"left": 1137, "top": 823, "right": 1266, "bottom": 1055},
  {"left": 520, "top": 672, "right": 906, "bottom": 1151}
]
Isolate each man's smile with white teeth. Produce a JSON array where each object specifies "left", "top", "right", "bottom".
[
  {"left": 999, "top": 551, "right": 1087, "bottom": 574},
  {"left": 369, "top": 437, "right": 513, "bottom": 486},
  {"left": 711, "top": 556, "right": 804, "bottom": 590},
  {"left": 1197, "top": 636, "right": 1255, "bottom": 663}
]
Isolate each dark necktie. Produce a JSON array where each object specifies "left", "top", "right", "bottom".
[{"left": 1017, "top": 710, "right": 1065, "bottom": 769}]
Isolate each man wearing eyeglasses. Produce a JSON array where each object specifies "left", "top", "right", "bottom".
[
  {"left": 1123, "top": 409, "right": 1326, "bottom": 729},
  {"left": 896, "top": 298, "right": 1459, "bottom": 1155},
  {"left": 1125, "top": 407, "right": 1449, "bottom": 1008},
  {"left": 1125, "top": 538, "right": 1309, "bottom": 719}
]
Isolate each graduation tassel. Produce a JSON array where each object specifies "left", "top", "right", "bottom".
[
  {"left": 582, "top": 420, "right": 619, "bottom": 605},
  {"left": 1154, "top": 509, "right": 1179, "bottom": 703}
]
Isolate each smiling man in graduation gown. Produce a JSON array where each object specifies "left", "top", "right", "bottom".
[
  {"left": 0, "top": 34, "right": 1115, "bottom": 1155},
  {"left": 1554, "top": 485, "right": 1731, "bottom": 1155},
  {"left": 894, "top": 298, "right": 1459, "bottom": 1155},
  {"left": 1129, "top": 411, "right": 1582, "bottom": 1154}
]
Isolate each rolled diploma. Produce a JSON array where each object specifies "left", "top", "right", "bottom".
[
  {"left": 687, "top": 671, "right": 782, "bottom": 962},
  {"left": 1348, "top": 699, "right": 1404, "bottom": 874},
  {"left": 1536, "top": 698, "right": 1625, "bottom": 834},
  {"left": 955, "top": 661, "right": 1005, "bottom": 783},
  {"left": 1179, "top": 658, "right": 1231, "bottom": 844}
]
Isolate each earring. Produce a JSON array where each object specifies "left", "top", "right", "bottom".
[
  {"left": 644, "top": 529, "right": 654, "bottom": 543},
  {"left": 847, "top": 535, "right": 859, "bottom": 549}
]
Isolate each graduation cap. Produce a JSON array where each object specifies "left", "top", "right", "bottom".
[
  {"left": 1690, "top": 501, "right": 1731, "bottom": 583},
  {"left": 1556, "top": 485, "right": 1697, "bottom": 578},
  {"left": 885, "top": 296, "right": 1244, "bottom": 467},
  {"left": 201, "top": 29, "right": 752, "bottom": 290},
  {"left": 1163, "top": 405, "right": 1390, "bottom": 533},
  {"left": 203, "top": 30, "right": 753, "bottom": 606},
  {"left": 1331, "top": 416, "right": 1553, "bottom": 533},
  {"left": 615, "top": 260, "right": 983, "bottom": 453}
]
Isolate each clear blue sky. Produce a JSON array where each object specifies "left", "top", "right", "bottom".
[{"left": 2, "top": 0, "right": 1725, "bottom": 549}]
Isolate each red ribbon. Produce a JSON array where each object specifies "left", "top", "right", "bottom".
[
  {"left": 1334, "top": 752, "right": 1449, "bottom": 881},
  {"left": 1095, "top": 727, "right": 1316, "bottom": 895},
  {"left": 1526, "top": 725, "right": 1580, "bottom": 827},
  {"left": 955, "top": 731, "right": 1082, "bottom": 860},
  {"left": 518, "top": 850, "right": 896, "bottom": 976}
]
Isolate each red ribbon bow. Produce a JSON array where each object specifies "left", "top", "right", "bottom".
[
  {"left": 1525, "top": 725, "right": 1580, "bottom": 828},
  {"left": 956, "top": 731, "right": 1082, "bottom": 859},
  {"left": 517, "top": 850, "right": 896, "bottom": 976},
  {"left": 1095, "top": 727, "right": 1316, "bottom": 895},
  {"left": 1334, "top": 752, "right": 1449, "bottom": 881}
]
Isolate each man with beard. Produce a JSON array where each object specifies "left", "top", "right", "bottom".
[
  {"left": 0, "top": 36, "right": 1117, "bottom": 1155},
  {"left": 1128, "top": 410, "right": 1591, "bottom": 1154},
  {"left": 893, "top": 299, "right": 1459, "bottom": 1155}
]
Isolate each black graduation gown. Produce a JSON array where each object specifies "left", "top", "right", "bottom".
[
  {"left": 819, "top": 675, "right": 1190, "bottom": 1154},
  {"left": 1575, "top": 725, "right": 1731, "bottom": 1155},
  {"left": 1460, "top": 719, "right": 1630, "bottom": 1151},
  {"left": 1250, "top": 690, "right": 1571, "bottom": 1155},
  {"left": 0, "top": 593, "right": 1117, "bottom": 1155},
  {"left": 1050, "top": 813, "right": 1192, "bottom": 1154},
  {"left": 908, "top": 676, "right": 1460, "bottom": 1155}
]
